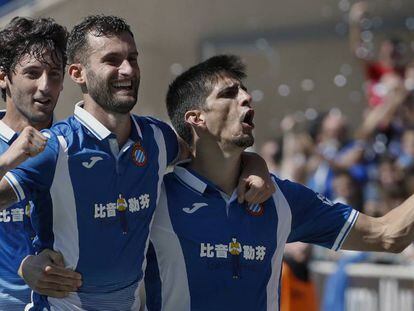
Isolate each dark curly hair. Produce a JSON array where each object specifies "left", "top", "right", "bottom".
[
  {"left": 166, "top": 54, "right": 246, "bottom": 146},
  {"left": 67, "top": 15, "right": 133, "bottom": 65},
  {"left": 0, "top": 16, "right": 68, "bottom": 101}
]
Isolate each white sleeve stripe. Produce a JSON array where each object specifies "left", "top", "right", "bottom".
[
  {"left": 332, "top": 209, "right": 359, "bottom": 251},
  {"left": 4, "top": 172, "right": 25, "bottom": 202}
]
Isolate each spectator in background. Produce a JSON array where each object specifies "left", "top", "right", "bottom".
[
  {"left": 332, "top": 169, "right": 363, "bottom": 212},
  {"left": 349, "top": 1, "right": 407, "bottom": 108},
  {"left": 278, "top": 114, "right": 314, "bottom": 183},
  {"left": 307, "top": 110, "right": 366, "bottom": 200},
  {"left": 259, "top": 137, "right": 283, "bottom": 175},
  {"left": 397, "top": 128, "right": 414, "bottom": 169},
  {"left": 281, "top": 242, "right": 318, "bottom": 311}
]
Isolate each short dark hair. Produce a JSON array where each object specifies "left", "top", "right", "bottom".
[
  {"left": 0, "top": 16, "right": 68, "bottom": 101},
  {"left": 166, "top": 54, "right": 246, "bottom": 146},
  {"left": 67, "top": 15, "right": 133, "bottom": 64}
]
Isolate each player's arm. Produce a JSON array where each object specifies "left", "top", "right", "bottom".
[
  {"left": 342, "top": 194, "right": 414, "bottom": 252},
  {"left": 0, "top": 126, "right": 47, "bottom": 211},
  {"left": 237, "top": 152, "right": 276, "bottom": 204},
  {"left": 19, "top": 249, "right": 82, "bottom": 298}
]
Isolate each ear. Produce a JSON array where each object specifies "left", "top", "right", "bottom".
[
  {"left": 68, "top": 63, "right": 85, "bottom": 85},
  {"left": 184, "top": 110, "right": 206, "bottom": 129},
  {"left": 0, "top": 69, "right": 9, "bottom": 91}
]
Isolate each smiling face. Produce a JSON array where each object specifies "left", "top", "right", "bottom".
[
  {"left": 2, "top": 49, "right": 63, "bottom": 126},
  {"left": 82, "top": 31, "right": 140, "bottom": 114},
  {"left": 202, "top": 76, "right": 254, "bottom": 149}
]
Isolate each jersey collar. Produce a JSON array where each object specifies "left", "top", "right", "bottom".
[
  {"left": 174, "top": 164, "right": 208, "bottom": 194},
  {"left": 0, "top": 110, "right": 17, "bottom": 143},
  {"left": 173, "top": 163, "right": 238, "bottom": 199},
  {"left": 74, "top": 101, "right": 142, "bottom": 141},
  {"left": 174, "top": 164, "right": 239, "bottom": 204}
]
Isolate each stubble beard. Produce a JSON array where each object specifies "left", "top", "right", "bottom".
[
  {"left": 86, "top": 70, "right": 139, "bottom": 114},
  {"left": 233, "top": 134, "right": 254, "bottom": 149}
]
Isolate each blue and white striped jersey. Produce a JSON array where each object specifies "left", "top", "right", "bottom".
[
  {"left": 0, "top": 117, "right": 35, "bottom": 311},
  {"left": 145, "top": 164, "right": 358, "bottom": 311},
  {"left": 5, "top": 102, "right": 179, "bottom": 310}
]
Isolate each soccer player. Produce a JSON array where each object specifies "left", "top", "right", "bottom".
[
  {"left": 0, "top": 17, "right": 69, "bottom": 310},
  {"left": 142, "top": 55, "right": 414, "bottom": 310},
  {"left": 18, "top": 55, "right": 414, "bottom": 309},
  {"left": 0, "top": 16, "right": 272, "bottom": 310}
]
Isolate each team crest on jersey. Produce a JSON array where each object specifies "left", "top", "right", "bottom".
[
  {"left": 245, "top": 203, "right": 265, "bottom": 216},
  {"left": 131, "top": 143, "right": 147, "bottom": 167}
]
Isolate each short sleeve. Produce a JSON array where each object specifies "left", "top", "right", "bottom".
[
  {"left": 4, "top": 129, "right": 59, "bottom": 202},
  {"left": 279, "top": 179, "right": 359, "bottom": 250}
]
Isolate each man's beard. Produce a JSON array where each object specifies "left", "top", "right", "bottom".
[
  {"left": 233, "top": 134, "right": 254, "bottom": 149},
  {"left": 86, "top": 70, "right": 139, "bottom": 114}
]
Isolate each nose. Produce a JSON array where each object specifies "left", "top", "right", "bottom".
[
  {"left": 37, "top": 71, "right": 50, "bottom": 94},
  {"left": 119, "top": 59, "right": 136, "bottom": 76},
  {"left": 240, "top": 88, "right": 252, "bottom": 107}
]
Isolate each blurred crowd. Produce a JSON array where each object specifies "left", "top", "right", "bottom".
[{"left": 259, "top": 2, "right": 414, "bottom": 310}]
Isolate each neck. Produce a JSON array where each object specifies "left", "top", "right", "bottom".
[
  {"left": 83, "top": 97, "right": 131, "bottom": 146},
  {"left": 189, "top": 140, "right": 242, "bottom": 195},
  {"left": 2, "top": 102, "right": 51, "bottom": 132}
]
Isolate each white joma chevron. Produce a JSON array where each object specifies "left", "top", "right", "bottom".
[
  {"left": 182, "top": 202, "right": 208, "bottom": 214},
  {"left": 82, "top": 156, "right": 103, "bottom": 169}
]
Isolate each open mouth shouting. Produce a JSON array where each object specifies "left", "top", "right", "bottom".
[{"left": 241, "top": 109, "right": 255, "bottom": 129}]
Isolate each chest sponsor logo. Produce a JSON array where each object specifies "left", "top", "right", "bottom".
[
  {"left": 94, "top": 193, "right": 151, "bottom": 219},
  {"left": 0, "top": 203, "right": 31, "bottom": 223},
  {"left": 200, "top": 238, "right": 266, "bottom": 262},
  {"left": 131, "top": 143, "right": 147, "bottom": 167},
  {"left": 245, "top": 203, "right": 264, "bottom": 216},
  {"left": 82, "top": 156, "right": 103, "bottom": 169},
  {"left": 182, "top": 202, "right": 208, "bottom": 214}
]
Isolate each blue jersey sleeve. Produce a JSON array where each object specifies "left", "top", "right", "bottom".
[
  {"left": 5, "top": 129, "right": 59, "bottom": 202},
  {"left": 277, "top": 178, "right": 359, "bottom": 250},
  {"left": 146, "top": 118, "right": 179, "bottom": 165}
]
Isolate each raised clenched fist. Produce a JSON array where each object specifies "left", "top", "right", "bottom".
[{"left": 0, "top": 126, "right": 48, "bottom": 172}]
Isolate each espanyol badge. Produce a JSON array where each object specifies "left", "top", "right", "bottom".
[
  {"left": 131, "top": 142, "right": 147, "bottom": 167},
  {"left": 245, "top": 203, "right": 264, "bottom": 216}
]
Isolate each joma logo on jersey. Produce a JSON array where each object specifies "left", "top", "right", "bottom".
[
  {"left": 200, "top": 240, "right": 266, "bottom": 261},
  {"left": 94, "top": 194, "right": 151, "bottom": 219}
]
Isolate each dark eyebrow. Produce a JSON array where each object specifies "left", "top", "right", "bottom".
[
  {"left": 217, "top": 83, "right": 239, "bottom": 97},
  {"left": 102, "top": 50, "right": 139, "bottom": 59}
]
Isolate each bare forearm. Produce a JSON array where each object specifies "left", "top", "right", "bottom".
[
  {"left": 344, "top": 194, "right": 414, "bottom": 253},
  {"left": 380, "top": 194, "right": 414, "bottom": 252}
]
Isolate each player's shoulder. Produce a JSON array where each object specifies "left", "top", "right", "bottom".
[
  {"left": 271, "top": 174, "right": 316, "bottom": 202},
  {"left": 41, "top": 116, "right": 80, "bottom": 150},
  {"left": 132, "top": 115, "right": 171, "bottom": 131},
  {"left": 47, "top": 115, "right": 80, "bottom": 137}
]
